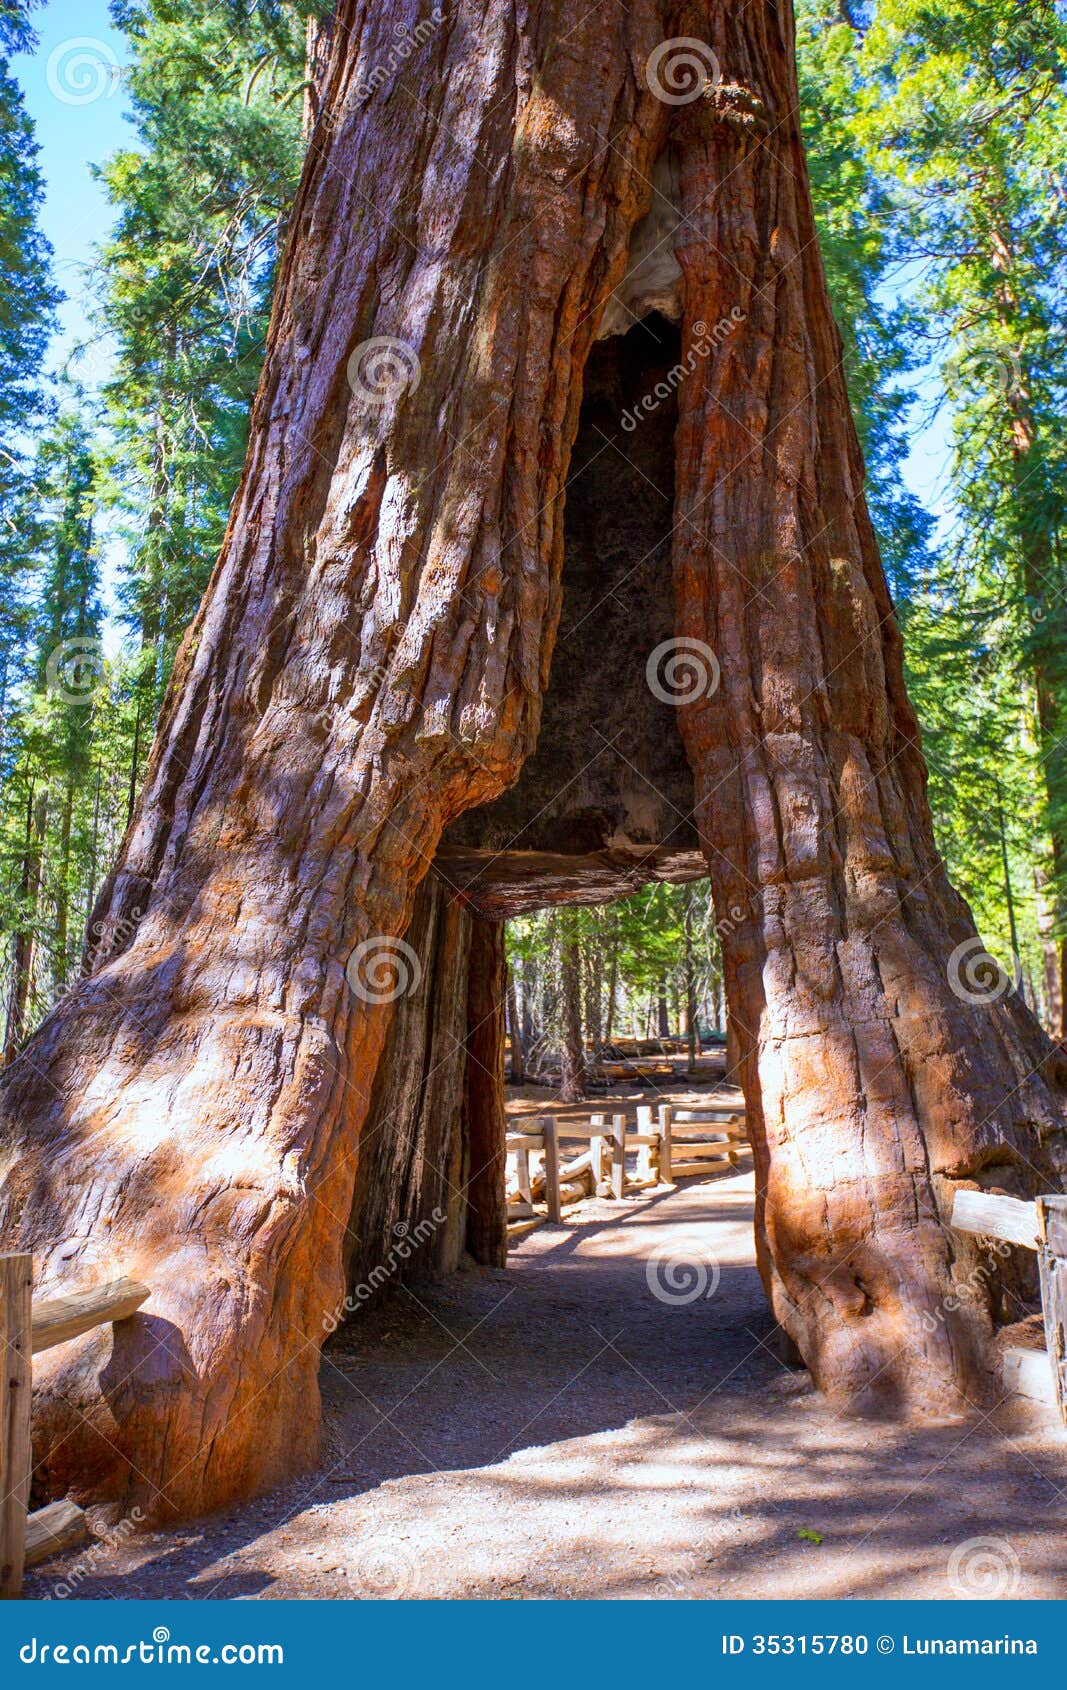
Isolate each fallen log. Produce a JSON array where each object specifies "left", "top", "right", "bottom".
[{"left": 24, "top": 1499, "right": 88, "bottom": 1570}]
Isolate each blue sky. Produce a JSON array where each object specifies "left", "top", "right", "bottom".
[
  {"left": 14, "top": 0, "right": 131, "bottom": 634},
  {"left": 14, "top": 0, "right": 130, "bottom": 386}
]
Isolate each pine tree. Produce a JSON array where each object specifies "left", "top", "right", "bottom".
[
  {"left": 857, "top": 0, "right": 1067, "bottom": 1029},
  {"left": 97, "top": 0, "right": 317, "bottom": 719},
  {"left": 0, "top": 0, "right": 59, "bottom": 768}
]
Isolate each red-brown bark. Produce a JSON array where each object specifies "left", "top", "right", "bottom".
[
  {"left": 670, "top": 0, "right": 1065, "bottom": 1409},
  {"left": 0, "top": 0, "right": 1063, "bottom": 1519}
]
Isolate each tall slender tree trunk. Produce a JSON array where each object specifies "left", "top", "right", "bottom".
[
  {"left": 506, "top": 965, "right": 525, "bottom": 1084},
  {"left": 521, "top": 958, "right": 536, "bottom": 1051},
  {"left": 993, "top": 775, "right": 1022, "bottom": 980},
  {"left": 82, "top": 763, "right": 103, "bottom": 963},
  {"left": 985, "top": 209, "right": 1067, "bottom": 1039},
  {"left": 4, "top": 784, "right": 47, "bottom": 1063},
  {"left": 0, "top": 0, "right": 1063, "bottom": 1520},
  {"left": 603, "top": 944, "right": 619, "bottom": 1048},
  {"left": 53, "top": 776, "right": 76, "bottom": 995},
  {"left": 585, "top": 935, "right": 604, "bottom": 1058},
  {"left": 124, "top": 698, "right": 142, "bottom": 833},
  {"left": 1036, "top": 864, "right": 1063, "bottom": 1036},
  {"left": 559, "top": 923, "right": 585, "bottom": 1104},
  {"left": 683, "top": 886, "right": 700, "bottom": 1067}
]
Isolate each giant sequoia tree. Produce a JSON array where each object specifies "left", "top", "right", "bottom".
[{"left": 1, "top": 0, "right": 1065, "bottom": 1520}]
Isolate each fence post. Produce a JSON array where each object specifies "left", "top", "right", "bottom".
[
  {"left": 541, "top": 1117, "right": 562, "bottom": 1223},
  {"left": 658, "top": 1103, "right": 673, "bottom": 1184},
  {"left": 589, "top": 1114, "right": 606, "bottom": 1196},
  {"left": 1037, "top": 1197, "right": 1067, "bottom": 1427},
  {"left": 636, "top": 1104, "right": 654, "bottom": 1181},
  {"left": 610, "top": 1115, "right": 626, "bottom": 1200},
  {"left": 516, "top": 1145, "right": 533, "bottom": 1208},
  {"left": 0, "top": 1253, "right": 33, "bottom": 1600}
]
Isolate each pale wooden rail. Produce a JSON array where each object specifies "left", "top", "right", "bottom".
[
  {"left": 32, "top": 1277, "right": 150, "bottom": 1355},
  {"left": 0, "top": 1259, "right": 150, "bottom": 1599},
  {"left": 949, "top": 1188, "right": 1067, "bottom": 1426}
]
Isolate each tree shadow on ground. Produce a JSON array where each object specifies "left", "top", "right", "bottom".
[{"left": 24, "top": 1172, "right": 1067, "bottom": 1601}]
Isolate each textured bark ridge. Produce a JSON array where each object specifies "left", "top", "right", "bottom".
[{"left": 0, "top": 0, "right": 1063, "bottom": 1519}]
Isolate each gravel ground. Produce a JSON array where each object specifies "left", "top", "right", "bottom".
[{"left": 25, "top": 1165, "right": 1067, "bottom": 1601}]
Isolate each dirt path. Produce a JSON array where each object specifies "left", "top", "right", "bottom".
[{"left": 26, "top": 1160, "right": 1067, "bottom": 1601}]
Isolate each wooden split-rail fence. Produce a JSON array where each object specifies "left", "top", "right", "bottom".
[
  {"left": 506, "top": 1101, "right": 749, "bottom": 1226},
  {"left": 0, "top": 1256, "right": 150, "bottom": 1599},
  {"left": 950, "top": 1188, "right": 1067, "bottom": 1426}
]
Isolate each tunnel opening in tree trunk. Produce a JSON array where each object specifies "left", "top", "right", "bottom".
[{"left": 340, "top": 312, "right": 711, "bottom": 1316}]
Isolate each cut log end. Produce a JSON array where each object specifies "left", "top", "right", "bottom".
[{"left": 24, "top": 1499, "right": 88, "bottom": 1570}]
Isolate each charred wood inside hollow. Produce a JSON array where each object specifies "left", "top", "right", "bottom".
[{"left": 439, "top": 316, "right": 703, "bottom": 919}]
